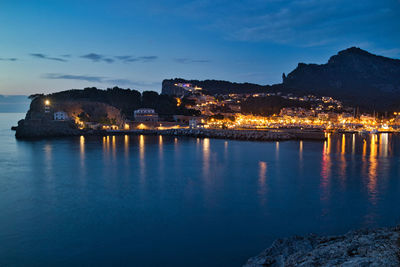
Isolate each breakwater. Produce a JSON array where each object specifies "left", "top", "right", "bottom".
[
  {"left": 15, "top": 118, "right": 326, "bottom": 141},
  {"left": 106, "top": 128, "right": 327, "bottom": 141}
]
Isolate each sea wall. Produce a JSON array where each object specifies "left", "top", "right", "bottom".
[
  {"left": 107, "top": 129, "right": 326, "bottom": 141},
  {"left": 15, "top": 121, "right": 326, "bottom": 141},
  {"left": 243, "top": 226, "right": 400, "bottom": 266}
]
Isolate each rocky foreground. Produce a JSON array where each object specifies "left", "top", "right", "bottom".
[{"left": 244, "top": 226, "right": 400, "bottom": 267}]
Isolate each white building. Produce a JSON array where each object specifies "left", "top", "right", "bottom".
[
  {"left": 53, "top": 111, "right": 68, "bottom": 121},
  {"left": 134, "top": 108, "right": 158, "bottom": 122}
]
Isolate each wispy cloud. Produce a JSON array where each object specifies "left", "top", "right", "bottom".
[
  {"left": 371, "top": 48, "right": 400, "bottom": 58},
  {"left": 80, "top": 53, "right": 157, "bottom": 63},
  {"left": 43, "top": 73, "right": 103, "bottom": 83},
  {"left": 115, "top": 55, "right": 158, "bottom": 63},
  {"left": 0, "top": 57, "right": 17, "bottom": 61},
  {"left": 30, "top": 53, "right": 67, "bottom": 62},
  {"left": 174, "top": 58, "right": 210, "bottom": 64},
  {"left": 42, "top": 73, "right": 159, "bottom": 88},
  {"left": 80, "top": 53, "right": 115, "bottom": 63}
]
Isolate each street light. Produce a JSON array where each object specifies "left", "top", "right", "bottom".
[{"left": 45, "top": 99, "right": 50, "bottom": 106}]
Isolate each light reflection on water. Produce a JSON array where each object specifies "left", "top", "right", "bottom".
[
  {"left": 202, "top": 138, "right": 210, "bottom": 180},
  {"left": 258, "top": 161, "right": 268, "bottom": 205},
  {"left": 1, "top": 114, "right": 400, "bottom": 267}
]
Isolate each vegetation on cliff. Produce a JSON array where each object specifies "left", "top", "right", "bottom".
[{"left": 28, "top": 87, "right": 199, "bottom": 123}]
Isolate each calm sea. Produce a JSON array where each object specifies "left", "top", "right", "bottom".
[{"left": 1, "top": 113, "right": 400, "bottom": 266}]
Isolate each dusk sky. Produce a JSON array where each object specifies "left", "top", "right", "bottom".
[{"left": 1, "top": 0, "right": 399, "bottom": 95}]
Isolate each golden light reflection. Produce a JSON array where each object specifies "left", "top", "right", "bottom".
[
  {"left": 102, "top": 136, "right": 111, "bottom": 164},
  {"left": 299, "top": 140, "right": 303, "bottom": 161},
  {"left": 112, "top": 135, "right": 116, "bottom": 159},
  {"left": 80, "top": 135, "right": 85, "bottom": 162},
  {"left": 321, "top": 133, "right": 331, "bottom": 196},
  {"left": 380, "top": 133, "right": 388, "bottom": 158},
  {"left": 159, "top": 135, "right": 163, "bottom": 145},
  {"left": 124, "top": 135, "right": 129, "bottom": 158},
  {"left": 258, "top": 161, "right": 268, "bottom": 204},
  {"left": 352, "top": 134, "right": 356, "bottom": 155},
  {"left": 203, "top": 138, "right": 210, "bottom": 178},
  {"left": 341, "top": 134, "right": 346, "bottom": 154},
  {"left": 339, "top": 134, "right": 346, "bottom": 180},
  {"left": 139, "top": 135, "right": 145, "bottom": 160},
  {"left": 159, "top": 135, "right": 163, "bottom": 159},
  {"left": 368, "top": 134, "right": 378, "bottom": 203},
  {"left": 362, "top": 139, "right": 367, "bottom": 157},
  {"left": 275, "top": 142, "right": 279, "bottom": 159},
  {"left": 259, "top": 161, "right": 267, "bottom": 186},
  {"left": 102, "top": 136, "right": 107, "bottom": 154},
  {"left": 139, "top": 135, "right": 145, "bottom": 179}
]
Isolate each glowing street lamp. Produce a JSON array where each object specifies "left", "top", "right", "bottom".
[{"left": 44, "top": 99, "right": 51, "bottom": 113}]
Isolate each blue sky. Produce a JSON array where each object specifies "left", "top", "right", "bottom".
[{"left": 0, "top": 0, "right": 399, "bottom": 95}]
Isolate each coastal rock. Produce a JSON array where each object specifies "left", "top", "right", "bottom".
[
  {"left": 243, "top": 226, "right": 400, "bottom": 267},
  {"left": 15, "top": 119, "right": 81, "bottom": 139}
]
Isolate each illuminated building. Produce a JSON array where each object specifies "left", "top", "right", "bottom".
[{"left": 134, "top": 108, "right": 159, "bottom": 122}]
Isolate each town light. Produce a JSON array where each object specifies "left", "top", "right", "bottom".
[{"left": 44, "top": 99, "right": 50, "bottom": 106}]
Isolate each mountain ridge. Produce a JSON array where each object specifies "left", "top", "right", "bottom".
[{"left": 162, "top": 47, "right": 400, "bottom": 112}]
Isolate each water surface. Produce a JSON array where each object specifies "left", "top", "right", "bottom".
[{"left": 1, "top": 113, "right": 400, "bottom": 266}]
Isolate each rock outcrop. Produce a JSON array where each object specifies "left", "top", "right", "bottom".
[
  {"left": 15, "top": 119, "right": 81, "bottom": 139},
  {"left": 244, "top": 226, "right": 400, "bottom": 267}
]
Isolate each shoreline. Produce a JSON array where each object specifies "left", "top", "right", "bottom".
[{"left": 243, "top": 225, "right": 400, "bottom": 266}]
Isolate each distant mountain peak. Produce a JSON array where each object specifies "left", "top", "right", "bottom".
[
  {"left": 338, "top": 46, "right": 368, "bottom": 55},
  {"left": 283, "top": 47, "right": 400, "bottom": 111}
]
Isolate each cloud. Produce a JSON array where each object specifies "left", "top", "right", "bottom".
[
  {"left": 0, "top": 57, "right": 17, "bottom": 61},
  {"left": 115, "top": 55, "right": 158, "bottom": 63},
  {"left": 30, "top": 53, "right": 67, "bottom": 62},
  {"left": 174, "top": 58, "right": 210, "bottom": 64},
  {"left": 81, "top": 53, "right": 157, "bottom": 63},
  {"left": 43, "top": 73, "right": 103, "bottom": 83},
  {"left": 371, "top": 48, "right": 400, "bottom": 58},
  {"left": 145, "top": 0, "right": 400, "bottom": 48},
  {"left": 80, "top": 53, "right": 114, "bottom": 63},
  {"left": 42, "top": 73, "right": 159, "bottom": 88}
]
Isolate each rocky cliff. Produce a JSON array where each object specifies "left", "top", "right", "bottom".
[
  {"left": 244, "top": 226, "right": 400, "bottom": 267},
  {"left": 283, "top": 47, "right": 400, "bottom": 110}
]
